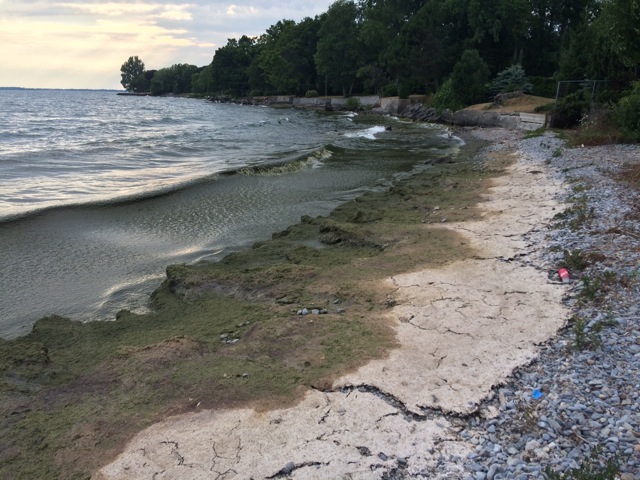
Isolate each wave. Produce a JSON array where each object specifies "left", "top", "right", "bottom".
[
  {"left": 344, "top": 125, "right": 387, "bottom": 140},
  {"left": 0, "top": 148, "right": 334, "bottom": 225},
  {"left": 237, "top": 147, "right": 332, "bottom": 176},
  {"left": 0, "top": 174, "right": 214, "bottom": 225}
]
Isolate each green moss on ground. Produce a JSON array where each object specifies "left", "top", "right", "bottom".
[{"left": 0, "top": 138, "right": 503, "bottom": 479}]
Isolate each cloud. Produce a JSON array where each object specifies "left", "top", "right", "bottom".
[
  {"left": 0, "top": 0, "right": 334, "bottom": 89},
  {"left": 56, "top": 2, "right": 194, "bottom": 21},
  {"left": 226, "top": 4, "right": 258, "bottom": 16}
]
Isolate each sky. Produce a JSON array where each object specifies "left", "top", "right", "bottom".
[{"left": 0, "top": 0, "right": 335, "bottom": 90}]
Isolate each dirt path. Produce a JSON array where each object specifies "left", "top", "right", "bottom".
[{"left": 96, "top": 128, "right": 570, "bottom": 479}]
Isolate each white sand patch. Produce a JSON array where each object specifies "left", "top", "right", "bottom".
[
  {"left": 96, "top": 389, "right": 467, "bottom": 479},
  {"left": 335, "top": 149, "right": 569, "bottom": 415}
]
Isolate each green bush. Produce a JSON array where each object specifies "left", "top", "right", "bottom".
[
  {"left": 344, "top": 97, "right": 360, "bottom": 111},
  {"left": 381, "top": 84, "right": 398, "bottom": 97},
  {"left": 398, "top": 84, "right": 412, "bottom": 99},
  {"left": 614, "top": 81, "right": 640, "bottom": 142},
  {"left": 529, "top": 76, "right": 556, "bottom": 98},
  {"left": 551, "top": 91, "right": 590, "bottom": 129},
  {"left": 429, "top": 78, "right": 463, "bottom": 113},
  {"left": 305, "top": 89, "right": 319, "bottom": 98}
]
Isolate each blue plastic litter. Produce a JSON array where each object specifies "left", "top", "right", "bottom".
[{"left": 532, "top": 389, "right": 544, "bottom": 400}]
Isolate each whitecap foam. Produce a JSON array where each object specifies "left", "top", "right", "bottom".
[{"left": 345, "top": 125, "right": 386, "bottom": 140}]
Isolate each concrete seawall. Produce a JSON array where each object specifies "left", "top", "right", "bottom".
[
  {"left": 257, "top": 94, "right": 548, "bottom": 131},
  {"left": 442, "top": 109, "right": 547, "bottom": 130}
]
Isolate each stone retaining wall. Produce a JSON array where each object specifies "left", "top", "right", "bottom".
[
  {"left": 441, "top": 109, "right": 547, "bottom": 130},
  {"left": 262, "top": 94, "right": 547, "bottom": 130}
]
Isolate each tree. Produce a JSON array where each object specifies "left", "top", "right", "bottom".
[
  {"left": 380, "top": 0, "right": 472, "bottom": 93},
  {"left": 192, "top": 64, "right": 214, "bottom": 94},
  {"left": 450, "top": 49, "right": 491, "bottom": 105},
  {"left": 129, "top": 70, "right": 155, "bottom": 93},
  {"left": 599, "top": 0, "right": 640, "bottom": 68},
  {"left": 149, "top": 64, "right": 199, "bottom": 95},
  {"left": 252, "top": 18, "right": 320, "bottom": 95},
  {"left": 465, "top": 0, "right": 530, "bottom": 71},
  {"left": 490, "top": 64, "right": 533, "bottom": 96},
  {"left": 209, "top": 36, "right": 257, "bottom": 96},
  {"left": 358, "top": 0, "right": 425, "bottom": 92},
  {"left": 315, "top": 1, "right": 364, "bottom": 96},
  {"left": 120, "top": 56, "right": 146, "bottom": 92},
  {"left": 558, "top": 0, "right": 635, "bottom": 92},
  {"left": 523, "top": 0, "right": 599, "bottom": 76}
]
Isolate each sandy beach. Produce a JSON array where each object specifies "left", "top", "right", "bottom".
[{"left": 95, "top": 127, "right": 583, "bottom": 479}]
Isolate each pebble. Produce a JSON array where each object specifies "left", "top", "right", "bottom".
[{"left": 486, "top": 464, "right": 500, "bottom": 480}]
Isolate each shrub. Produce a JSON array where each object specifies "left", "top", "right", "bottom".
[
  {"left": 614, "top": 81, "right": 640, "bottom": 142},
  {"left": 572, "top": 107, "right": 621, "bottom": 146},
  {"left": 398, "top": 84, "right": 412, "bottom": 99},
  {"left": 550, "top": 91, "right": 590, "bottom": 129},
  {"left": 529, "top": 76, "right": 556, "bottom": 98},
  {"left": 380, "top": 84, "right": 398, "bottom": 97},
  {"left": 534, "top": 102, "right": 556, "bottom": 113},
  {"left": 490, "top": 64, "right": 533, "bottom": 97},
  {"left": 305, "top": 89, "right": 319, "bottom": 98},
  {"left": 429, "top": 78, "right": 463, "bottom": 113},
  {"left": 344, "top": 97, "right": 360, "bottom": 111}
]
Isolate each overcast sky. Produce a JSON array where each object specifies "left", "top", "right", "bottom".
[{"left": 0, "top": 0, "right": 335, "bottom": 89}]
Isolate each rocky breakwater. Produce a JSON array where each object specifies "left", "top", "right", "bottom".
[
  {"left": 95, "top": 128, "right": 609, "bottom": 479},
  {"left": 398, "top": 103, "right": 442, "bottom": 123}
]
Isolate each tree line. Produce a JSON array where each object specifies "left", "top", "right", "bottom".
[{"left": 120, "top": 0, "right": 639, "bottom": 132}]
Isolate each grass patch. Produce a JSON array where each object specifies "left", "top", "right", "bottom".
[
  {"left": 568, "top": 108, "right": 622, "bottom": 147},
  {"left": 544, "top": 446, "right": 619, "bottom": 479},
  {"left": 524, "top": 127, "right": 547, "bottom": 138},
  {"left": 619, "top": 163, "right": 640, "bottom": 190},
  {"left": 553, "top": 194, "right": 595, "bottom": 230},
  {"left": 558, "top": 249, "right": 605, "bottom": 273},
  {"left": 0, "top": 140, "right": 501, "bottom": 478},
  {"left": 571, "top": 315, "right": 603, "bottom": 351},
  {"left": 576, "top": 271, "right": 622, "bottom": 306}
]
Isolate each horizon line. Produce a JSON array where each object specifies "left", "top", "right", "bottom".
[{"left": 0, "top": 86, "right": 124, "bottom": 92}]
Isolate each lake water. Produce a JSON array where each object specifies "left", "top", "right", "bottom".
[{"left": 0, "top": 89, "right": 458, "bottom": 339}]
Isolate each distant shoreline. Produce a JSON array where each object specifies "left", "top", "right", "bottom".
[{"left": 0, "top": 87, "right": 123, "bottom": 92}]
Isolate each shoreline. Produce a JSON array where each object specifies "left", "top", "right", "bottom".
[
  {"left": 95, "top": 127, "right": 640, "bottom": 479},
  {"left": 0, "top": 127, "right": 490, "bottom": 477},
  {"left": 99, "top": 131, "right": 640, "bottom": 480},
  {"left": 3, "top": 126, "right": 639, "bottom": 478}
]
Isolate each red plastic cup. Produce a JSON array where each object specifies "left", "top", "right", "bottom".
[{"left": 558, "top": 268, "right": 570, "bottom": 283}]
